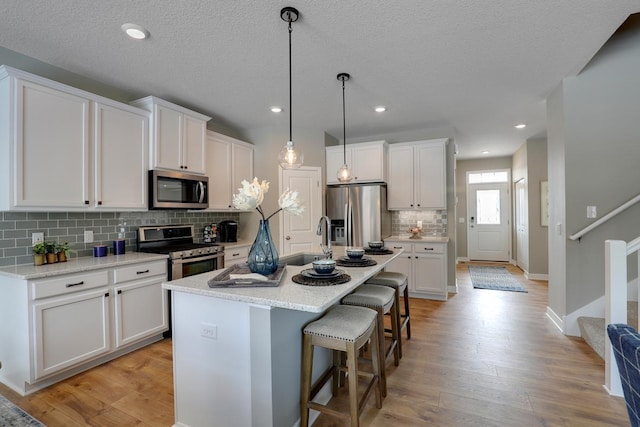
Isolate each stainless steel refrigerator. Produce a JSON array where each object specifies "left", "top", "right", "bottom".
[{"left": 326, "top": 183, "right": 391, "bottom": 247}]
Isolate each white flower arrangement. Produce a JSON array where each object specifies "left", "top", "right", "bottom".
[{"left": 233, "top": 177, "right": 304, "bottom": 220}]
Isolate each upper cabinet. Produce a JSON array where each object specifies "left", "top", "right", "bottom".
[
  {"left": 387, "top": 139, "right": 447, "bottom": 210},
  {"left": 205, "top": 131, "right": 254, "bottom": 210},
  {"left": 325, "top": 140, "right": 387, "bottom": 184},
  {"left": 0, "top": 66, "right": 149, "bottom": 211},
  {"left": 131, "top": 96, "right": 210, "bottom": 175}
]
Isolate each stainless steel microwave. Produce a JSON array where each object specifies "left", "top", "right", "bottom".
[{"left": 149, "top": 170, "right": 208, "bottom": 209}]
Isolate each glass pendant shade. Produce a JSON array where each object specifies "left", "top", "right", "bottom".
[
  {"left": 337, "top": 163, "right": 352, "bottom": 182},
  {"left": 278, "top": 140, "right": 303, "bottom": 169}
]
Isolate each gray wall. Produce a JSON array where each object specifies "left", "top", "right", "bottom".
[
  {"left": 548, "top": 15, "right": 640, "bottom": 316},
  {"left": 455, "top": 157, "right": 513, "bottom": 259}
]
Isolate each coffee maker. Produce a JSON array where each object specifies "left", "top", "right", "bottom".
[{"left": 218, "top": 220, "right": 238, "bottom": 242}]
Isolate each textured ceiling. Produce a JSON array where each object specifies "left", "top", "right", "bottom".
[{"left": 0, "top": 1, "right": 638, "bottom": 159}]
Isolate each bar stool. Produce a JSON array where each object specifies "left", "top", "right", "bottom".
[
  {"left": 341, "top": 284, "right": 400, "bottom": 397},
  {"left": 300, "top": 305, "right": 382, "bottom": 427},
  {"left": 366, "top": 271, "right": 411, "bottom": 358}
]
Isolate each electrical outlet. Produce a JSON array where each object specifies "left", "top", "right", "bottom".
[
  {"left": 32, "top": 232, "right": 44, "bottom": 245},
  {"left": 84, "top": 230, "right": 94, "bottom": 243},
  {"left": 200, "top": 323, "right": 217, "bottom": 340}
]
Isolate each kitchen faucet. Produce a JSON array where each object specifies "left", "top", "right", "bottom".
[{"left": 316, "top": 216, "right": 332, "bottom": 259}]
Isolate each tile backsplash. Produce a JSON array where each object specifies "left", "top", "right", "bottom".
[
  {"left": 391, "top": 210, "right": 447, "bottom": 236},
  {"left": 0, "top": 211, "right": 239, "bottom": 267}
]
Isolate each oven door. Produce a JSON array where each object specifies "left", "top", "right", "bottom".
[{"left": 171, "top": 253, "right": 224, "bottom": 280}]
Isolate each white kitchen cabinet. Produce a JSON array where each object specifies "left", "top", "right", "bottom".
[
  {"left": 0, "top": 257, "right": 168, "bottom": 396},
  {"left": 385, "top": 240, "right": 448, "bottom": 300},
  {"left": 205, "top": 131, "right": 254, "bottom": 210},
  {"left": 0, "top": 65, "right": 150, "bottom": 211},
  {"left": 93, "top": 102, "right": 148, "bottom": 209},
  {"left": 326, "top": 140, "right": 387, "bottom": 184},
  {"left": 388, "top": 139, "right": 447, "bottom": 210},
  {"left": 224, "top": 244, "right": 250, "bottom": 267},
  {"left": 131, "top": 96, "right": 210, "bottom": 174},
  {"left": 113, "top": 261, "right": 168, "bottom": 348}
]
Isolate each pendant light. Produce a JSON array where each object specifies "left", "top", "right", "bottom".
[
  {"left": 337, "top": 73, "right": 352, "bottom": 182},
  {"left": 278, "top": 6, "right": 304, "bottom": 169}
]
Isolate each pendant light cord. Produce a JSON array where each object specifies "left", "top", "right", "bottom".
[
  {"left": 342, "top": 78, "right": 346, "bottom": 164},
  {"left": 288, "top": 16, "right": 293, "bottom": 144}
]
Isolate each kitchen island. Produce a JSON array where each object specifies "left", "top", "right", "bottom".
[{"left": 163, "top": 246, "right": 402, "bottom": 427}]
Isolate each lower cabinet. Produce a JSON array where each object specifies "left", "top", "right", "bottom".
[
  {"left": 385, "top": 240, "right": 448, "bottom": 300},
  {"left": 0, "top": 258, "right": 168, "bottom": 395},
  {"left": 224, "top": 244, "right": 250, "bottom": 267}
]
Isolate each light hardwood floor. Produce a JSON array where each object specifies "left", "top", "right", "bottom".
[{"left": 1, "top": 262, "right": 629, "bottom": 426}]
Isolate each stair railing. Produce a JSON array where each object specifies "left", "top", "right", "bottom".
[
  {"left": 604, "top": 236, "right": 640, "bottom": 396},
  {"left": 571, "top": 194, "right": 640, "bottom": 241}
]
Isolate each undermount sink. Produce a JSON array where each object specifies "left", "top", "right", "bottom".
[{"left": 280, "top": 252, "right": 326, "bottom": 266}]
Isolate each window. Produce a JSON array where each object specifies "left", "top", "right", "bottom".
[
  {"left": 476, "top": 189, "right": 501, "bottom": 224},
  {"left": 468, "top": 171, "right": 508, "bottom": 184}
]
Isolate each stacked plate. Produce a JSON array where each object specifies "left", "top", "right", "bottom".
[
  {"left": 335, "top": 256, "right": 377, "bottom": 267},
  {"left": 300, "top": 268, "right": 346, "bottom": 280}
]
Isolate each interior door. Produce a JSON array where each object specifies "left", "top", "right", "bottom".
[
  {"left": 279, "top": 167, "right": 322, "bottom": 255},
  {"left": 515, "top": 179, "right": 528, "bottom": 271},
  {"left": 468, "top": 182, "right": 510, "bottom": 261}
]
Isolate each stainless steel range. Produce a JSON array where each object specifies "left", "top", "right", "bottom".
[{"left": 137, "top": 224, "right": 224, "bottom": 280}]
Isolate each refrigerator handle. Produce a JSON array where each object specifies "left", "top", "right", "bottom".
[{"left": 346, "top": 203, "right": 353, "bottom": 247}]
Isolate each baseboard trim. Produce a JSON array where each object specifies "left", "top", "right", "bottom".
[{"left": 527, "top": 273, "right": 548, "bottom": 281}]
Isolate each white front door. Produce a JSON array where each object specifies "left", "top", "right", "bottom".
[
  {"left": 468, "top": 182, "right": 510, "bottom": 261},
  {"left": 515, "top": 179, "right": 528, "bottom": 271},
  {"left": 279, "top": 167, "right": 322, "bottom": 255}
]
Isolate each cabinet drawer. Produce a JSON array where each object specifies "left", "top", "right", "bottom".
[
  {"left": 31, "top": 270, "right": 109, "bottom": 300},
  {"left": 225, "top": 246, "right": 249, "bottom": 262},
  {"left": 414, "top": 244, "right": 445, "bottom": 254},
  {"left": 113, "top": 261, "right": 167, "bottom": 284},
  {"left": 385, "top": 242, "right": 412, "bottom": 252}
]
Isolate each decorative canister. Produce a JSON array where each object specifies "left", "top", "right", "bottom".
[
  {"left": 113, "top": 239, "right": 126, "bottom": 255},
  {"left": 93, "top": 245, "right": 107, "bottom": 257}
]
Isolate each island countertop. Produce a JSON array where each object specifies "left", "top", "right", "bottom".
[{"left": 162, "top": 246, "right": 403, "bottom": 313}]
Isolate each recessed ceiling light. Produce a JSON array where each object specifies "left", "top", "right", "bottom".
[
  {"left": 514, "top": 123, "right": 527, "bottom": 129},
  {"left": 482, "top": 151, "right": 490, "bottom": 155},
  {"left": 374, "top": 106, "right": 387, "bottom": 113},
  {"left": 270, "top": 106, "right": 283, "bottom": 113},
  {"left": 121, "top": 23, "right": 149, "bottom": 40}
]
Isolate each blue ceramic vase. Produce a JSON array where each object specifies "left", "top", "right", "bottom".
[{"left": 247, "top": 219, "right": 279, "bottom": 275}]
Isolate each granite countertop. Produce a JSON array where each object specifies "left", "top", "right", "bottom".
[
  {"left": 0, "top": 252, "right": 169, "bottom": 280},
  {"left": 385, "top": 235, "right": 449, "bottom": 243},
  {"left": 162, "top": 246, "right": 403, "bottom": 313}
]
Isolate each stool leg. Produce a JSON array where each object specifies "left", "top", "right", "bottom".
[
  {"left": 375, "top": 307, "right": 387, "bottom": 397},
  {"left": 346, "top": 342, "right": 359, "bottom": 427},
  {"left": 403, "top": 284, "right": 411, "bottom": 339},
  {"left": 369, "top": 322, "right": 382, "bottom": 409},
  {"left": 390, "top": 300, "right": 400, "bottom": 366},
  {"left": 300, "top": 334, "right": 313, "bottom": 427},
  {"left": 332, "top": 349, "right": 340, "bottom": 395},
  {"left": 394, "top": 287, "right": 403, "bottom": 359}
]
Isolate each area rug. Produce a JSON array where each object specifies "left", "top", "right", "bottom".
[
  {"left": 468, "top": 266, "right": 528, "bottom": 293},
  {"left": 0, "top": 394, "right": 45, "bottom": 426}
]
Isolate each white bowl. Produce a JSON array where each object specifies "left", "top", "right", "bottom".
[
  {"left": 312, "top": 259, "right": 336, "bottom": 274},
  {"left": 346, "top": 247, "right": 365, "bottom": 259}
]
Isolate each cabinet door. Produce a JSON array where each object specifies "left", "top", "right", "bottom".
[
  {"left": 206, "top": 136, "right": 233, "bottom": 209},
  {"left": 183, "top": 114, "right": 206, "bottom": 174},
  {"left": 153, "top": 104, "right": 182, "bottom": 171},
  {"left": 325, "top": 146, "right": 351, "bottom": 184},
  {"left": 15, "top": 79, "right": 90, "bottom": 208},
  {"left": 113, "top": 278, "right": 168, "bottom": 348},
  {"left": 94, "top": 102, "right": 148, "bottom": 209},
  {"left": 387, "top": 145, "right": 415, "bottom": 209},
  {"left": 412, "top": 253, "right": 446, "bottom": 296},
  {"left": 415, "top": 142, "right": 446, "bottom": 209},
  {"left": 232, "top": 142, "right": 254, "bottom": 198},
  {"left": 351, "top": 144, "right": 385, "bottom": 182},
  {"left": 32, "top": 288, "right": 110, "bottom": 380}
]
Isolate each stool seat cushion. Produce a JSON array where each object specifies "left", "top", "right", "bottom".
[
  {"left": 366, "top": 272, "right": 408, "bottom": 289},
  {"left": 303, "top": 305, "right": 377, "bottom": 343},
  {"left": 342, "top": 284, "right": 395, "bottom": 312}
]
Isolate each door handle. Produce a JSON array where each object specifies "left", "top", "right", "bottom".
[{"left": 286, "top": 236, "right": 291, "bottom": 240}]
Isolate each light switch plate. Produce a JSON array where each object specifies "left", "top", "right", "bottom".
[
  {"left": 587, "top": 206, "right": 597, "bottom": 218},
  {"left": 32, "top": 232, "right": 44, "bottom": 245},
  {"left": 84, "top": 230, "right": 94, "bottom": 243}
]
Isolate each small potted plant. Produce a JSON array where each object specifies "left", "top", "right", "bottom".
[
  {"left": 44, "top": 241, "right": 58, "bottom": 264},
  {"left": 32, "top": 242, "right": 46, "bottom": 266},
  {"left": 56, "top": 241, "right": 70, "bottom": 262}
]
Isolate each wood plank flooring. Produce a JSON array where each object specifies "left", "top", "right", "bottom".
[{"left": 0, "top": 262, "right": 629, "bottom": 426}]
